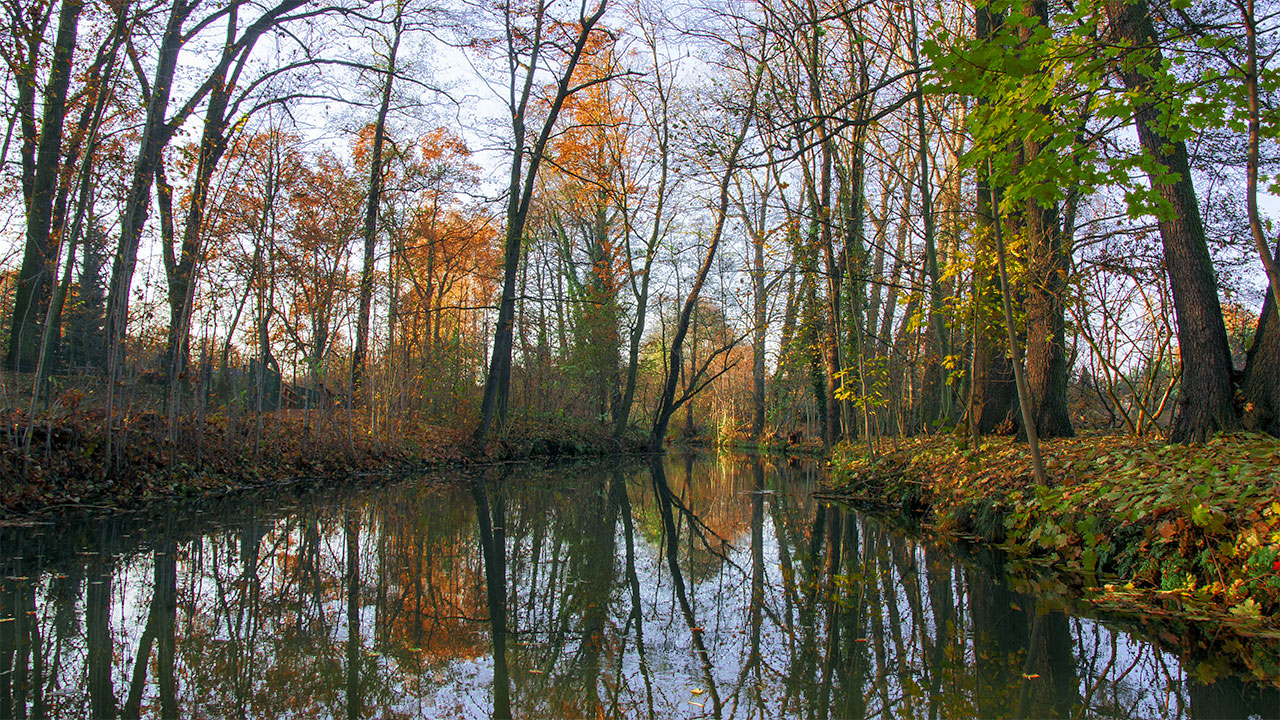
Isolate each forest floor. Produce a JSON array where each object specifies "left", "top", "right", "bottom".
[
  {"left": 823, "top": 431, "right": 1280, "bottom": 685},
  {"left": 0, "top": 406, "right": 649, "bottom": 522}
]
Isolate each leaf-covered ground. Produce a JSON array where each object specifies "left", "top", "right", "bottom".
[
  {"left": 0, "top": 408, "right": 648, "bottom": 521},
  {"left": 825, "top": 431, "right": 1280, "bottom": 685}
]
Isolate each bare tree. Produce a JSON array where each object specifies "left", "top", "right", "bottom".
[{"left": 650, "top": 36, "right": 765, "bottom": 451}]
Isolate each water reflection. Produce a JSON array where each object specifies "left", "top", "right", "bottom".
[{"left": 0, "top": 454, "right": 1276, "bottom": 719}]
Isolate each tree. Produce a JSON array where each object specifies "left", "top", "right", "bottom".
[
  {"left": 1230, "top": 0, "right": 1280, "bottom": 433},
  {"left": 908, "top": 0, "right": 953, "bottom": 428},
  {"left": 159, "top": 0, "right": 331, "bottom": 397},
  {"left": 988, "top": 168, "right": 1048, "bottom": 482},
  {"left": 1015, "top": 0, "right": 1074, "bottom": 438},
  {"left": 650, "top": 34, "right": 765, "bottom": 451},
  {"left": 352, "top": 0, "right": 407, "bottom": 393},
  {"left": 966, "top": 2, "right": 1019, "bottom": 440},
  {"left": 1243, "top": 288, "right": 1280, "bottom": 433},
  {"left": 386, "top": 128, "right": 493, "bottom": 415},
  {"left": 943, "top": 0, "right": 1079, "bottom": 439},
  {"left": 1104, "top": 0, "right": 1238, "bottom": 442},
  {"left": 613, "top": 12, "right": 678, "bottom": 440},
  {"left": 472, "top": 0, "right": 612, "bottom": 444},
  {"left": 103, "top": 0, "right": 313, "bottom": 391},
  {"left": 280, "top": 151, "right": 363, "bottom": 397},
  {"left": 732, "top": 171, "right": 775, "bottom": 440},
  {"left": 5, "top": 0, "right": 84, "bottom": 372},
  {"left": 542, "top": 35, "right": 631, "bottom": 422},
  {"left": 62, "top": 227, "right": 108, "bottom": 369}
]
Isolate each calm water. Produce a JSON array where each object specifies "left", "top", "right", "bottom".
[{"left": 0, "top": 453, "right": 1276, "bottom": 719}]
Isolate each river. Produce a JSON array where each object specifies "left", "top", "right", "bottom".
[{"left": 0, "top": 453, "right": 1276, "bottom": 718}]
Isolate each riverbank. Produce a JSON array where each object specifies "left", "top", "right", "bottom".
[
  {"left": 0, "top": 408, "right": 648, "bottom": 521},
  {"left": 719, "top": 430, "right": 827, "bottom": 456},
  {"left": 824, "top": 432, "right": 1280, "bottom": 684}
]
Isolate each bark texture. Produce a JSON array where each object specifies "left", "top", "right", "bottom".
[
  {"left": 1242, "top": 292, "right": 1280, "bottom": 435},
  {"left": 1023, "top": 195, "right": 1074, "bottom": 437}
]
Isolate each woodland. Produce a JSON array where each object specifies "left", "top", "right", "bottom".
[{"left": 1, "top": 0, "right": 1280, "bottom": 489}]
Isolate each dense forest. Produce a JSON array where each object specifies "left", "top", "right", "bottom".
[{"left": 2, "top": 0, "right": 1279, "bottom": 473}]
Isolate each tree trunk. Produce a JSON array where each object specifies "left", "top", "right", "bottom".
[
  {"left": 7, "top": 0, "right": 83, "bottom": 371},
  {"left": 1019, "top": 0, "right": 1074, "bottom": 438},
  {"left": 840, "top": 122, "right": 874, "bottom": 450},
  {"left": 877, "top": 176, "right": 912, "bottom": 361},
  {"left": 865, "top": 190, "right": 890, "bottom": 350},
  {"left": 967, "top": 3, "right": 1018, "bottom": 437},
  {"left": 614, "top": 220, "right": 658, "bottom": 441},
  {"left": 615, "top": 92, "right": 671, "bottom": 440},
  {"left": 910, "top": 0, "right": 950, "bottom": 426},
  {"left": 989, "top": 168, "right": 1049, "bottom": 484},
  {"left": 751, "top": 213, "right": 767, "bottom": 440},
  {"left": 103, "top": 0, "right": 307, "bottom": 377},
  {"left": 800, "top": 17, "right": 844, "bottom": 445},
  {"left": 1105, "top": 0, "right": 1237, "bottom": 442},
  {"left": 1243, "top": 0, "right": 1280, "bottom": 329},
  {"left": 165, "top": 9, "right": 244, "bottom": 393},
  {"left": 1242, "top": 285, "right": 1279, "bottom": 435},
  {"left": 103, "top": 0, "right": 190, "bottom": 372},
  {"left": 1022, "top": 192, "right": 1074, "bottom": 437},
  {"left": 582, "top": 201, "right": 621, "bottom": 419},
  {"left": 38, "top": 2, "right": 130, "bottom": 374},
  {"left": 817, "top": 220, "right": 842, "bottom": 446},
  {"left": 352, "top": 12, "right": 403, "bottom": 392},
  {"left": 802, "top": 270, "right": 830, "bottom": 442},
  {"left": 6, "top": 2, "right": 48, "bottom": 212}
]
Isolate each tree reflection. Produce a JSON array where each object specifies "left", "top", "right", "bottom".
[
  {"left": 471, "top": 473, "right": 511, "bottom": 720},
  {"left": 157, "top": 529, "right": 178, "bottom": 718},
  {"left": 86, "top": 531, "right": 116, "bottom": 719},
  {"left": 742, "top": 459, "right": 765, "bottom": 716},
  {"left": 0, "top": 456, "right": 1275, "bottom": 719},
  {"left": 122, "top": 521, "right": 177, "bottom": 719},
  {"left": 969, "top": 564, "right": 1030, "bottom": 718},
  {"left": 650, "top": 455, "right": 722, "bottom": 717},
  {"left": 345, "top": 506, "right": 362, "bottom": 719},
  {"left": 612, "top": 466, "right": 656, "bottom": 719}
]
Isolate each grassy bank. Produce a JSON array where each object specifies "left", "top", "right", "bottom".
[
  {"left": 0, "top": 408, "right": 648, "bottom": 521},
  {"left": 825, "top": 432, "right": 1280, "bottom": 684}
]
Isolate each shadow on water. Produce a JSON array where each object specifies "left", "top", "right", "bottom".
[{"left": 0, "top": 453, "right": 1277, "bottom": 719}]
